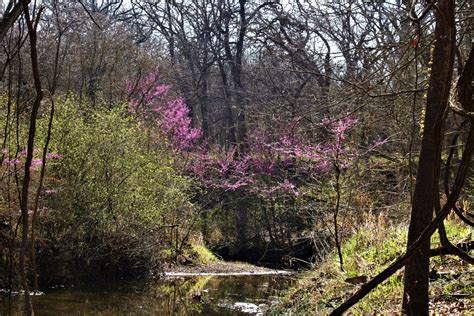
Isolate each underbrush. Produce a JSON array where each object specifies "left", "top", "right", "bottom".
[{"left": 271, "top": 214, "right": 472, "bottom": 315}]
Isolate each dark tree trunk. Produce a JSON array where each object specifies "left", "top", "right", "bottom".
[
  {"left": 0, "top": 1, "right": 30, "bottom": 42},
  {"left": 221, "top": 0, "right": 248, "bottom": 155},
  {"left": 218, "top": 61, "right": 237, "bottom": 148},
  {"left": 402, "top": 1, "right": 455, "bottom": 314},
  {"left": 20, "top": 1, "right": 45, "bottom": 314}
]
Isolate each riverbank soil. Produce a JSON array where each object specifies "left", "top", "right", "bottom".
[{"left": 164, "top": 261, "right": 292, "bottom": 275}]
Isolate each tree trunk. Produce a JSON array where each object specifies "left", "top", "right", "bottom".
[
  {"left": 402, "top": 1, "right": 455, "bottom": 314},
  {"left": 19, "top": 1, "right": 45, "bottom": 314},
  {"left": 217, "top": 60, "right": 237, "bottom": 148},
  {"left": 199, "top": 67, "right": 210, "bottom": 140}
]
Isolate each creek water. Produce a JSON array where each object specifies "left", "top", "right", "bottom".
[{"left": 0, "top": 274, "right": 294, "bottom": 315}]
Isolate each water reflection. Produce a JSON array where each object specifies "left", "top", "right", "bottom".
[{"left": 1, "top": 275, "right": 293, "bottom": 315}]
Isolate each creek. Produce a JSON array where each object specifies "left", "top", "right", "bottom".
[{"left": 1, "top": 274, "right": 294, "bottom": 315}]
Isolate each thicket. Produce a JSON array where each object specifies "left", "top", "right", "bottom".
[{"left": 0, "top": 97, "right": 198, "bottom": 287}]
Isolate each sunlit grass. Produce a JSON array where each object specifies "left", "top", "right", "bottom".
[
  {"left": 191, "top": 244, "right": 220, "bottom": 264},
  {"left": 271, "top": 215, "right": 472, "bottom": 315}
]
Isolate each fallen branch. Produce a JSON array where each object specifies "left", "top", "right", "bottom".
[{"left": 430, "top": 241, "right": 474, "bottom": 257}]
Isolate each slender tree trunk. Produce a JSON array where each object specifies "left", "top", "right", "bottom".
[
  {"left": 30, "top": 97, "right": 55, "bottom": 293},
  {"left": 402, "top": 1, "right": 455, "bottom": 314},
  {"left": 19, "top": 2, "right": 44, "bottom": 314},
  {"left": 199, "top": 67, "right": 210, "bottom": 140},
  {"left": 217, "top": 61, "right": 237, "bottom": 148}
]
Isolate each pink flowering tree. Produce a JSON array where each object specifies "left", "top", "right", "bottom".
[
  {"left": 125, "top": 69, "right": 386, "bottom": 265},
  {"left": 125, "top": 69, "right": 201, "bottom": 151},
  {"left": 125, "top": 68, "right": 364, "bottom": 205},
  {"left": 184, "top": 117, "right": 360, "bottom": 200}
]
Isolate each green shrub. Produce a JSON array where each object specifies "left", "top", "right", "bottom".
[{"left": 36, "top": 98, "right": 197, "bottom": 284}]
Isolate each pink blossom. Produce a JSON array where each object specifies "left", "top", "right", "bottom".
[
  {"left": 5, "top": 158, "right": 21, "bottom": 166},
  {"left": 46, "top": 153, "right": 63, "bottom": 159},
  {"left": 31, "top": 159, "right": 43, "bottom": 171},
  {"left": 127, "top": 70, "right": 202, "bottom": 150}
]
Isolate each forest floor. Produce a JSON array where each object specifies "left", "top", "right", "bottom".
[{"left": 427, "top": 258, "right": 473, "bottom": 315}]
